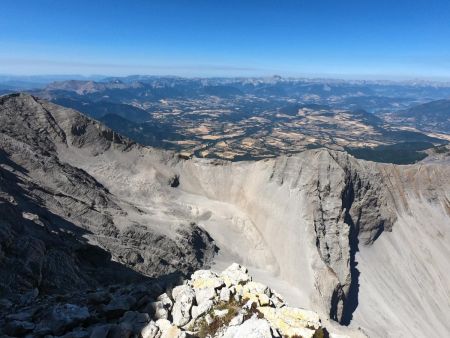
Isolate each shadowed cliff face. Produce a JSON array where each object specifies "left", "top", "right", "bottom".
[
  {"left": 1, "top": 93, "right": 449, "bottom": 336},
  {"left": 0, "top": 94, "right": 217, "bottom": 298}
]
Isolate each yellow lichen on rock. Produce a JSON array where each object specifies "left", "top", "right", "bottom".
[
  {"left": 191, "top": 277, "right": 223, "bottom": 290},
  {"left": 257, "top": 306, "right": 324, "bottom": 338},
  {"left": 190, "top": 270, "right": 224, "bottom": 290},
  {"left": 243, "top": 281, "right": 271, "bottom": 296},
  {"left": 242, "top": 291, "right": 259, "bottom": 304},
  {"left": 258, "top": 293, "right": 271, "bottom": 306},
  {"left": 242, "top": 291, "right": 271, "bottom": 306}
]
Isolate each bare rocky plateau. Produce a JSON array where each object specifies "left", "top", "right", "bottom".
[{"left": 0, "top": 93, "right": 449, "bottom": 337}]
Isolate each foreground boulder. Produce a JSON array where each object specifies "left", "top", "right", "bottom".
[
  {"left": 221, "top": 316, "right": 274, "bottom": 338},
  {"left": 172, "top": 285, "right": 195, "bottom": 327}
]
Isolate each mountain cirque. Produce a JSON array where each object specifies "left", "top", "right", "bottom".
[{"left": 0, "top": 93, "right": 449, "bottom": 337}]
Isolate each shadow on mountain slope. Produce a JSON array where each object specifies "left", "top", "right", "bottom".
[{"left": 0, "top": 157, "right": 151, "bottom": 299}]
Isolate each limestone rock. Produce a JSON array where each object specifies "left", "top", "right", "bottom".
[
  {"left": 221, "top": 263, "right": 251, "bottom": 287},
  {"left": 243, "top": 281, "right": 271, "bottom": 297},
  {"left": 270, "top": 292, "right": 285, "bottom": 308},
  {"left": 141, "top": 321, "right": 160, "bottom": 338},
  {"left": 156, "top": 319, "right": 186, "bottom": 338},
  {"left": 220, "top": 316, "right": 273, "bottom": 338},
  {"left": 219, "top": 287, "right": 231, "bottom": 302},
  {"left": 257, "top": 306, "right": 323, "bottom": 338},
  {"left": 171, "top": 285, "right": 195, "bottom": 327},
  {"left": 190, "top": 270, "right": 224, "bottom": 290},
  {"left": 172, "top": 285, "right": 194, "bottom": 302},
  {"left": 257, "top": 294, "right": 271, "bottom": 306},
  {"left": 241, "top": 281, "right": 272, "bottom": 307},
  {"left": 229, "top": 313, "right": 244, "bottom": 326},
  {"left": 192, "top": 300, "right": 213, "bottom": 320},
  {"left": 150, "top": 293, "right": 173, "bottom": 320},
  {"left": 195, "top": 287, "right": 216, "bottom": 304}
]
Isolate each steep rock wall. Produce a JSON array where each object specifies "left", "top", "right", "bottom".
[{"left": 176, "top": 150, "right": 397, "bottom": 323}]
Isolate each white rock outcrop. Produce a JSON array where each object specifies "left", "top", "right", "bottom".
[
  {"left": 171, "top": 285, "right": 195, "bottom": 327},
  {"left": 220, "top": 316, "right": 274, "bottom": 338},
  {"left": 142, "top": 263, "right": 329, "bottom": 337}
]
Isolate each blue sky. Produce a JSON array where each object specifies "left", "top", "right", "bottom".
[{"left": 1, "top": 0, "right": 450, "bottom": 79}]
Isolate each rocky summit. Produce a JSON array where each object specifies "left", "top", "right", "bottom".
[
  {"left": 1, "top": 93, "right": 449, "bottom": 337},
  {"left": 1, "top": 263, "right": 335, "bottom": 338}
]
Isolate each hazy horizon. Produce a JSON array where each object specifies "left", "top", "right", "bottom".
[
  {"left": 2, "top": 0, "right": 450, "bottom": 80},
  {"left": 2, "top": 72, "right": 450, "bottom": 84}
]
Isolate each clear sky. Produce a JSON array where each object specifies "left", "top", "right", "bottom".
[{"left": 1, "top": 0, "right": 450, "bottom": 79}]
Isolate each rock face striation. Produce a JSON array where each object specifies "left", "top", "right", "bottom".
[{"left": 1, "top": 93, "right": 449, "bottom": 337}]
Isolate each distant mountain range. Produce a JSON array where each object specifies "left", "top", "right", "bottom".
[
  {"left": 41, "top": 78, "right": 450, "bottom": 99},
  {"left": 2, "top": 75, "right": 450, "bottom": 101},
  {"left": 0, "top": 75, "right": 106, "bottom": 91}
]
